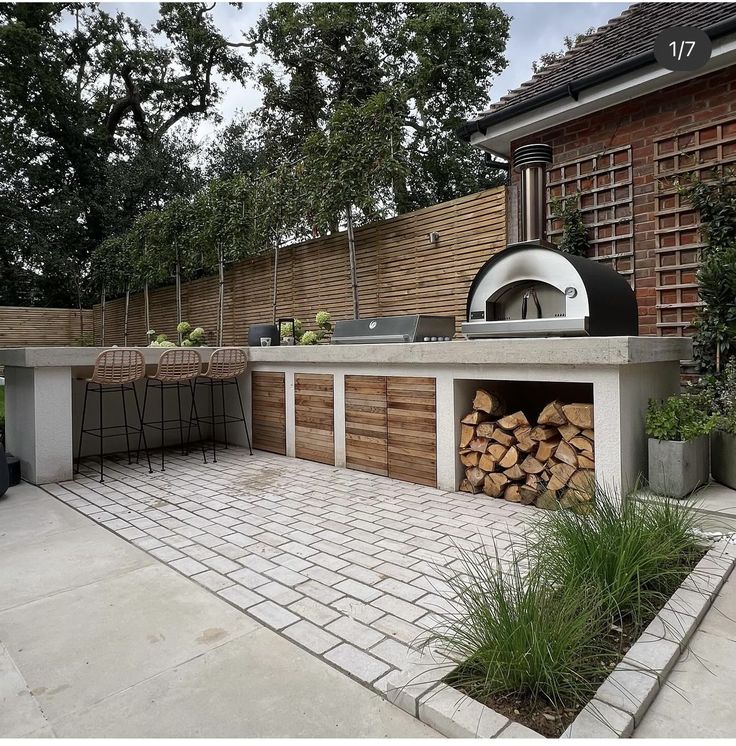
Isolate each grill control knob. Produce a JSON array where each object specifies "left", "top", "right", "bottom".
[
  {"left": 423, "top": 336, "right": 430, "bottom": 342},
  {"left": 565, "top": 286, "right": 578, "bottom": 298},
  {"left": 431, "top": 336, "right": 438, "bottom": 342}
]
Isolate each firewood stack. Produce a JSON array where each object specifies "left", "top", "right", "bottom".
[{"left": 458, "top": 389, "right": 595, "bottom": 509}]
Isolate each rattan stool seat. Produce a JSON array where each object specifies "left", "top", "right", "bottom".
[
  {"left": 201, "top": 347, "right": 247, "bottom": 380},
  {"left": 89, "top": 348, "right": 146, "bottom": 384},
  {"left": 150, "top": 348, "right": 203, "bottom": 382}
]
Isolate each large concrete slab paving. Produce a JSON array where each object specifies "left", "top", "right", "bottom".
[
  {"left": 0, "top": 482, "right": 437, "bottom": 738},
  {"left": 634, "top": 571, "right": 736, "bottom": 738}
]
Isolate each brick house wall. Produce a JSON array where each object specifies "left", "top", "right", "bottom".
[{"left": 510, "top": 64, "right": 736, "bottom": 337}]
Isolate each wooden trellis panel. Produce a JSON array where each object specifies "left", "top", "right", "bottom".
[
  {"left": 546, "top": 146, "right": 635, "bottom": 284},
  {"left": 653, "top": 116, "right": 736, "bottom": 337},
  {"left": 295, "top": 373, "right": 335, "bottom": 465}
]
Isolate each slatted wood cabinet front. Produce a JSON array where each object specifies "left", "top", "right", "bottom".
[
  {"left": 294, "top": 373, "right": 335, "bottom": 465},
  {"left": 345, "top": 374, "right": 437, "bottom": 487},
  {"left": 251, "top": 371, "right": 286, "bottom": 455}
]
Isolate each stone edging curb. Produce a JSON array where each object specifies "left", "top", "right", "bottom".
[{"left": 385, "top": 539, "right": 736, "bottom": 739}]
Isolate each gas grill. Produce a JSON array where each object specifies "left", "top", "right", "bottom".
[
  {"left": 461, "top": 144, "right": 638, "bottom": 339},
  {"left": 331, "top": 314, "right": 455, "bottom": 344}
]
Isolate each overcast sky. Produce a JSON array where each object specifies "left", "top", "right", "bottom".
[{"left": 106, "top": 1, "right": 632, "bottom": 147}]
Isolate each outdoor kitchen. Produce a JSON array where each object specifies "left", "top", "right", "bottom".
[{"left": 0, "top": 144, "right": 692, "bottom": 496}]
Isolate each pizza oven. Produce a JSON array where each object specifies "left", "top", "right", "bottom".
[{"left": 461, "top": 144, "right": 638, "bottom": 339}]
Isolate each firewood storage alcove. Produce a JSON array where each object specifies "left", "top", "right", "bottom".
[{"left": 455, "top": 379, "right": 594, "bottom": 509}]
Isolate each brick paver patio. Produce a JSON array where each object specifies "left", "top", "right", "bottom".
[{"left": 44, "top": 448, "right": 534, "bottom": 695}]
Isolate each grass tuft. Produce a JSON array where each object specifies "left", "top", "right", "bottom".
[
  {"left": 528, "top": 485, "right": 705, "bottom": 632},
  {"left": 429, "top": 544, "right": 615, "bottom": 711}
]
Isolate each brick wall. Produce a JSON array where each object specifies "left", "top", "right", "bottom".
[{"left": 511, "top": 64, "right": 736, "bottom": 338}]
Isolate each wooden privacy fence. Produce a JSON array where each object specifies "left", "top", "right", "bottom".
[
  {"left": 0, "top": 306, "right": 93, "bottom": 348},
  {"left": 93, "top": 187, "right": 507, "bottom": 346}
]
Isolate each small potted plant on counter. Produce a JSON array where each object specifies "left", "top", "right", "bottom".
[
  {"left": 646, "top": 389, "right": 716, "bottom": 498},
  {"left": 711, "top": 359, "right": 736, "bottom": 489}
]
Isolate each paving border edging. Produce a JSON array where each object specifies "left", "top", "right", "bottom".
[{"left": 385, "top": 538, "right": 736, "bottom": 739}]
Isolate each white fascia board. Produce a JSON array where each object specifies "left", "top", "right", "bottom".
[{"left": 472, "top": 33, "right": 736, "bottom": 157}]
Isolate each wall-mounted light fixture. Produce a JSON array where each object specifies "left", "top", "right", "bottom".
[{"left": 427, "top": 231, "right": 440, "bottom": 244}]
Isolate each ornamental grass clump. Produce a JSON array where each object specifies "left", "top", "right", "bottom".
[
  {"left": 428, "top": 546, "right": 614, "bottom": 713},
  {"left": 528, "top": 485, "right": 704, "bottom": 632}
]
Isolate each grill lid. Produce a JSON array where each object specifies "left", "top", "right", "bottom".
[
  {"left": 462, "top": 242, "right": 639, "bottom": 338},
  {"left": 331, "top": 314, "right": 455, "bottom": 344}
]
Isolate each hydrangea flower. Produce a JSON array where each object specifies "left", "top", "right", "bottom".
[
  {"left": 177, "top": 321, "right": 192, "bottom": 334},
  {"left": 300, "top": 330, "right": 318, "bottom": 345},
  {"left": 190, "top": 327, "right": 205, "bottom": 340},
  {"left": 315, "top": 310, "right": 331, "bottom": 328}
]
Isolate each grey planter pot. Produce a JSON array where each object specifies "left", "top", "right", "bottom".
[
  {"left": 648, "top": 435, "right": 710, "bottom": 499},
  {"left": 711, "top": 429, "right": 736, "bottom": 490}
]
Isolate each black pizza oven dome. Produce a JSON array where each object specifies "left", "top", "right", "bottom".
[
  {"left": 461, "top": 142, "right": 639, "bottom": 339},
  {"left": 462, "top": 242, "right": 639, "bottom": 338}
]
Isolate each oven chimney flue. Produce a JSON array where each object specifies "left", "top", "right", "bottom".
[{"left": 513, "top": 144, "right": 553, "bottom": 244}]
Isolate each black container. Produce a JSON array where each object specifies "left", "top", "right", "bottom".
[
  {"left": 0, "top": 444, "right": 9, "bottom": 497},
  {"left": 248, "top": 324, "right": 280, "bottom": 347},
  {"left": 6, "top": 452, "right": 19, "bottom": 487}
]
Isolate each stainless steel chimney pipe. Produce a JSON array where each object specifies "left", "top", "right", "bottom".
[{"left": 512, "top": 144, "right": 553, "bottom": 243}]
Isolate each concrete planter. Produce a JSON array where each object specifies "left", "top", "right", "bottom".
[
  {"left": 711, "top": 429, "right": 736, "bottom": 490},
  {"left": 648, "top": 435, "right": 710, "bottom": 499}
]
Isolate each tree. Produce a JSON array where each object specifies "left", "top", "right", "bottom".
[
  {"left": 242, "top": 2, "right": 510, "bottom": 214},
  {"left": 531, "top": 28, "right": 596, "bottom": 73},
  {"left": 300, "top": 93, "right": 408, "bottom": 317},
  {"left": 0, "top": 2, "right": 247, "bottom": 306}
]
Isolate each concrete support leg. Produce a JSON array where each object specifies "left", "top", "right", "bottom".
[{"left": 5, "top": 366, "right": 73, "bottom": 484}]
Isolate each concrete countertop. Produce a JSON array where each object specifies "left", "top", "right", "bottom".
[{"left": 0, "top": 336, "right": 692, "bottom": 368}]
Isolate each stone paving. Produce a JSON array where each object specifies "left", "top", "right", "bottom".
[{"left": 44, "top": 448, "right": 534, "bottom": 696}]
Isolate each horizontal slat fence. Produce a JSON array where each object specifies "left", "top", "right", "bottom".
[
  {"left": 93, "top": 188, "right": 506, "bottom": 345},
  {"left": 0, "top": 307, "right": 93, "bottom": 348}
]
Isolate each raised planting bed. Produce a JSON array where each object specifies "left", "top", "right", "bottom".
[{"left": 385, "top": 513, "right": 736, "bottom": 737}]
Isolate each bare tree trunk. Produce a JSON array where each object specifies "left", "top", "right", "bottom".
[
  {"left": 101, "top": 286, "right": 106, "bottom": 347},
  {"left": 175, "top": 249, "right": 182, "bottom": 344},
  {"left": 346, "top": 205, "right": 359, "bottom": 319},
  {"left": 271, "top": 243, "right": 279, "bottom": 324},
  {"left": 124, "top": 286, "right": 130, "bottom": 346},
  {"left": 143, "top": 281, "right": 150, "bottom": 343},
  {"left": 218, "top": 244, "right": 225, "bottom": 346}
]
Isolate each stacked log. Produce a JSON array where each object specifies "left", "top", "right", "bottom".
[{"left": 458, "top": 390, "right": 595, "bottom": 509}]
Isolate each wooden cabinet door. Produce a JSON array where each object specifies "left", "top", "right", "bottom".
[
  {"left": 295, "top": 373, "right": 335, "bottom": 465},
  {"left": 387, "top": 376, "right": 437, "bottom": 487},
  {"left": 345, "top": 375, "right": 388, "bottom": 476},
  {"left": 251, "top": 371, "right": 286, "bottom": 454}
]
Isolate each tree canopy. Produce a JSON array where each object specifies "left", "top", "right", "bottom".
[
  {"left": 1, "top": 2, "right": 512, "bottom": 310},
  {"left": 0, "top": 2, "right": 248, "bottom": 306}
]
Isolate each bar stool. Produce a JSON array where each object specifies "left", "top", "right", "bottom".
[
  {"left": 195, "top": 347, "right": 253, "bottom": 462},
  {"left": 75, "top": 348, "right": 153, "bottom": 483},
  {"left": 139, "top": 348, "right": 208, "bottom": 471}
]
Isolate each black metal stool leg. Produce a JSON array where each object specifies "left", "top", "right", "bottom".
[
  {"left": 75, "top": 381, "right": 89, "bottom": 475},
  {"left": 235, "top": 379, "right": 253, "bottom": 456},
  {"left": 220, "top": 379, "right": 229, "bottom": 450},
  {"left": 209, "top": 380, "right": 217, "bottom": 463},
  {"left": 132, "top": 382, "right": 153, "bottom": 474},
  {"left": 137, "top": 379, "right": 149, "bottom": 460},
  {"left": 176, "top": 382, "right": 186, "bottom": 455},
  {"left": 121, "top": 384, "right": 133, "bottom": 465},
  {"left": 97, "top": 384, "right": 104, "bottom": 483},
  {"left": 159, "top": 380, "right": 166, "bottom": 471},
  {"left": 189, "top": 380, "right": 207, "bottom": 464}
]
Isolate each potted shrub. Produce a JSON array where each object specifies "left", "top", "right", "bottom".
[
  {"left": 646, "top": 390, "right": 716, "bottom": 498},
  {"left": 711, "top": 359, "right": 736, "bottom": 489}
]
